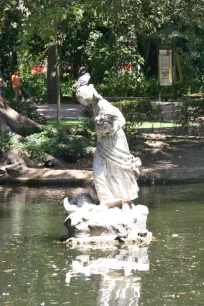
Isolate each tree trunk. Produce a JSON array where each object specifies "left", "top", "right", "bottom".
[
  {"left": 0, "top": 96, "right": 41, "bottom": 133},
  {"left": 47, "top": 45, "right": 61, "bottom": 106},
  {"left": 56, "top": 45, "right": 61, "bottom": 124}
]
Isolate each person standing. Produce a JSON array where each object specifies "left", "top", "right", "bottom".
[
  {"left": 11, "top": 71, "right": 22, "bottom": 102},
  {"left": 0, "top": 76, "right": 7, "bottom": 100}
]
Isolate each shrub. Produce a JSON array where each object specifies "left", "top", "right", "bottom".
[
  {"left": 96, "top": 69, "right": 152, "bottom": 97},
  {"left": 17, "top": 126, "right": 67, "bottom": 162},
  {"left": 60, "top": 74, "right": 74, "bottom": 98},
  {"left": 78, "top": 116, "right": 95, "bottom": 132},
  {"left": 68, "top": 137, "right": 91, "bottom": 155},
  {"left": 177, "top": 98, "right": 204, "bottom": 126},
  {"left": 113, "top": 99, "right": 161, "bottom": 124},
  {"left": 18, "top": 56, "right": 47, "bottom": 101},
  {"left": 112, "top": 99, "right": 163, "bottom": 131},
  {"left": 0, "top": 132, "right": 15, "bottom": 155}
]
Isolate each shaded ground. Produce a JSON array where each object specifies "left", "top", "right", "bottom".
[{"left": 137, "top": 133, "right": 204, "bottom": 171}]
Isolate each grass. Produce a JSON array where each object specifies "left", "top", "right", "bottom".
[
  {"left": 47, "top": 118, "right": 181, "bottom": 129},
  {"left": 46, "top": 118, "right": 81, "bottom": 128},
  {"left": 134, "top": 122, "right": 181, "bottom": 128}
]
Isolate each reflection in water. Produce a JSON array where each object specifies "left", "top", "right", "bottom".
[{"left": 65, "top": 246, "right": 149, "bottom": 306}]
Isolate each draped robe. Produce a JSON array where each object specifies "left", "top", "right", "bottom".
[{"left": 93, "top": 99, "right": 141, "bottom": 205}]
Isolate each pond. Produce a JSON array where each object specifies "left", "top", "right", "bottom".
[{"left": 0, "top": 183, "right": 204, "bottom": 305}]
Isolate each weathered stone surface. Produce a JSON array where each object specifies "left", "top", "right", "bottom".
[
  {"left": 63, "top": 195, "right": 152, "bottom": 245},
  {"left": 5, "top": 163, "right": 25, "bottom": 177},
  {"left": 0, "top": 169, "right": 6, "bottom": 177},
  {"left": 4, "top": 148, "right": 36, "bottom": 168}
]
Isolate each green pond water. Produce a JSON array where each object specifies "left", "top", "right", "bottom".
[{"left": 0, "top": 184, "right": 204, "bottom": 306}]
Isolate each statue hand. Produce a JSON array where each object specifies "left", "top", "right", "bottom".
[{"left": 110, "top": 122, "right": 120, "bottom": 133}]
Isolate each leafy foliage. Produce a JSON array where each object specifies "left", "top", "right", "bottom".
[
  {"left": 60, "top": 74, "right": 74, "bottom": 98},
  {"left": 20, "top": 64, "right": 47, "bottom": 100},
  {"left": 67, "top": 136, "right": 91, "bottom": 155},
  {"left": 113, "top": 99, "right": 163, "bottom": 129},
  {"left": 78, "top": 116, "right": 95, "bottom": 132},
  {"left": 0, "top": 0, "right": 204, "bottom": 107},
  {"left": 178, "top": 98, "right": 204, "bottom": 127},
  {"left": 16, "top": 126, "right": 67, "bottom": 162},
  {"left": 0, "top": 132, "right": 15, "bottom": 155},
  {"left": 97, "top": 69, "right": 152, "bottom": 97}
]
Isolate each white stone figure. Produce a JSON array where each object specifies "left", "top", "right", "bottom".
[
  {"left": 61, "top": 76, "right": 152, "bottom": 245},
  {"left": 73, "top": 72, "right": 91, "bottom": 88},
  {"left": 75, "top": 82, "right": 141, "bottom": 208}
]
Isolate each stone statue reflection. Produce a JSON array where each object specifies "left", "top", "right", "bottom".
[
  {"left": 74, "top": 76, "right": 141, "bottom": 210},
  {"left": 65, "top": 246, "right": 149, "bottom": 306}
]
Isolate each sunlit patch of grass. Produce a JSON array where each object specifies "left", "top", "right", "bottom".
[
  {"left": 135, "top": 121, "right": 181, "bottom": 128},
  {"left": 46, "top": 118, "right": 81, "bottom": 128},
  {"left": 47, "top": 118, "right": 181, "bottom": 130}
]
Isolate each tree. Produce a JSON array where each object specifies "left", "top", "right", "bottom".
[{"left": 0, "top": 96, "right": 40, "bottom": 132}]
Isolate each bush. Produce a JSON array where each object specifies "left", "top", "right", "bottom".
[
  {"left": 60, "top": 74, "right": 74, "bottom": 98},
  {"left": 68, "top": 137, "right": 91, "bottom": 155},
  {"left": 113, "top": 99, "right": 162, "bottom": 127},
  {"left": 19, "top": 66, "right": 47, "bottom": 101},
  {"left": 0, "top": 132, "right": 15, "bottom": 155},
  {"left": 78, "top": 116, "right": 95, "bottom": 132},
  {"left": 177, "top": 98, "right": 204, "bottom": 126},
  {"left": 17, "top": 126, "right": 67, "bottom": 162},
  {"left": 96, "top": 69, "right": 152, "bottom": 97}
]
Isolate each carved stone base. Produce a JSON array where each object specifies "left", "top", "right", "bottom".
[{"left": 62, "top": 194, "right": 152, "bottom": 246}]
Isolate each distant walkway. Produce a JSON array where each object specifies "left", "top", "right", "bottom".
[
  {"left": 36, "top": 101, "right": 179, "bottom": 121},
  {"left": 36, "top": 104, "right": 85, "bottom": 119}
]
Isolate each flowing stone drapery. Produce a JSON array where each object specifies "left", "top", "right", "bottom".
[{"left": 92, "top": 98, "right": 141, "bottom": 205}]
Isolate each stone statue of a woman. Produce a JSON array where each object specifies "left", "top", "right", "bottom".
[
  {"left": 74, "top": 79, "right": 141, "bottom": 210},
  {"left": 61, "top": 76, "right": 152, "bottom": 244}
]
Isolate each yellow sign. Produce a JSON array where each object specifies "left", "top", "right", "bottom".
[{"left": 158, "top": 49, "right": 172, "bottom": 86}]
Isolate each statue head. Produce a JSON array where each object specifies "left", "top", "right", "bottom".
[
  {"left": 75, "top": 85, "right": 94, "bottom": 106},
  {"left": 75, "top": 84, "right": 102, "bottom": 106}
]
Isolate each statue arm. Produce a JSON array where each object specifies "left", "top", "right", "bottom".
[{"left": 110, "top": 111, "right": 126, "bottom": 133}]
